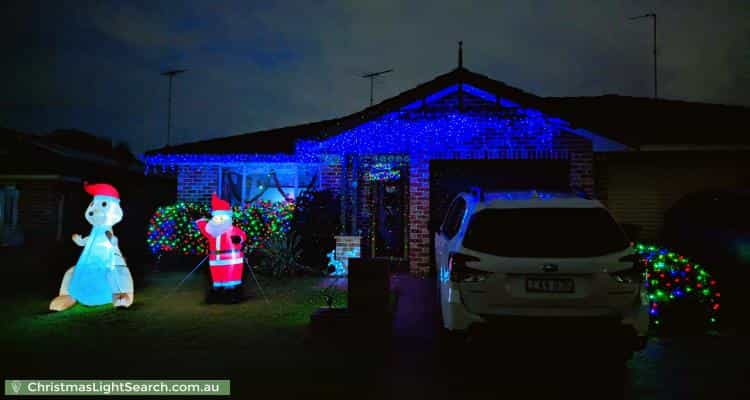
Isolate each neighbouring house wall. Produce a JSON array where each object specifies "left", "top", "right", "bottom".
[
  {"left": 14, "top": 180, "right": 61, "bottom": 242},
  {"left": 595, "top": 151, "right": 750, "bottom": 242},
  {"left": 177, "top": 165, "right": 219, "bottom": 203}
]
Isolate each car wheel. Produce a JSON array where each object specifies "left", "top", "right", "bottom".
[{"left": 439, "top": 327, "right": 468, "bottom": 357}]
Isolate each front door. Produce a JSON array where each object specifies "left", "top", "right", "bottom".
[{"left": 369, "top": 166, "right": 407, "bottom": 258}]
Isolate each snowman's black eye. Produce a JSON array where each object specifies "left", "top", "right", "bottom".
[
  {"left": 102, "top": 202, "right": 107, "bottom": 207},
  {"left": 88, "top": 211, "right": 94, "bottom": 216}
]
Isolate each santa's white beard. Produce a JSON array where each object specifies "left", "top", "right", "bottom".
[{"left": 206, "top": 220, "right": 232, "bottom": 237}]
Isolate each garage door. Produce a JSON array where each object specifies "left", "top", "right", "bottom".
[{"left": 428, "top": 159, "right": 570, "bottom": 273}]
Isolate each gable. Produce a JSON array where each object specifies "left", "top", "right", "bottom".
[
  {"left": 296, "top": 87, "right": 569, "bottom": 159},
  {"left": 144, "top": 67, "right": 629, "bottom": 170}
]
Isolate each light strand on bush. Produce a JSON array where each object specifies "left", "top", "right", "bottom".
[
  {"left": 635, "top": 243, "right": 720, "bottom": 327},
  {"left": 146, "top": 201, "right": 295, "bottom": 258}
]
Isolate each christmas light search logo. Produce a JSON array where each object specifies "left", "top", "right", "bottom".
[{"left": 11, "top": 380, "right": 22, "bottom": 394}]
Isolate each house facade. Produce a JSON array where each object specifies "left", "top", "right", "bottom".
[
  {"left": 144, "top": 67, "right": 629, "bottom": 275},
  {"left": 0, "top": 129, "right": 175, "bottom": 264}
]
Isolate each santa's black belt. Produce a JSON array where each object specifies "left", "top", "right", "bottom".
[{"left": 209, "top": 250, "right": 242, "bottom": 255}]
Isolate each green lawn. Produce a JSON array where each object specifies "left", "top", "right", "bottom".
[{"left": 0, "top": 271, "right": 376, "bottom": 398}]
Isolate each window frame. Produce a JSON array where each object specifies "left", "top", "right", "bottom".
[{"left": 217, "top": 164, "right": 321, "bottom": 205}]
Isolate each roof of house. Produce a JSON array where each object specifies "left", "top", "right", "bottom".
[
  {"left": 0, "top": 128, "right": 147, "bottom": 177},
  {"left": 543, "top": 95, "right": 750, "bottom": 148},
  {"left": 144, "top": 67, "right": 750, "bottom": 156},
  {"left": 144, "top": 67, "right": 558, "bottom": 156}
]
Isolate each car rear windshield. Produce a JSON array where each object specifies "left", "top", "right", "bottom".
[{"left": 462, "top": 207, "right": 629, "bottom": 257}]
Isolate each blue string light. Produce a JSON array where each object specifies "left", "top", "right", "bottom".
[{"left": 144, "top": 84, "right": 567, "bottom": 173}]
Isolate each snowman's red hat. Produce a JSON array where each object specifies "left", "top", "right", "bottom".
[
  {"left": 84, "top": 181, "right": 119, "bottom": 201},
  {"left": 211, "top": 193, "right": 232, "bottom": 216}
]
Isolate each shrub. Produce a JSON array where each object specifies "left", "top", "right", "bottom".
[
  {"left": 292, "top": 190, "right": 341, "bottom": 272},
  {"left": 146, "top": 201, "right": 295, "bottom": 260},
  {"left": 635, "top": 243, "right": 720, "bottom": 330},
  {"left": 257, "top": 232, "right": 310, "bottom": 278}
]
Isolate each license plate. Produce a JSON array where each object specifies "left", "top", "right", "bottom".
[{"left": 526, "top": 278, "right": 575, "bottom": 293}]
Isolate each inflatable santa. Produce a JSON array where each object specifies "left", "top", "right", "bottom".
[
  {"left": 195, "top": 193, "right": 247, "bottom": 302},
  {"left": 49, "top": 182, "right": 134, "bottom": 311}
]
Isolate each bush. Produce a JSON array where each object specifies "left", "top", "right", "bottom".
[
  {"left": 292, "top": 190, "right": 341, "bottom": 272},
  {"left": 635, "top": 243, "right": 720, "bottom": 331},
  {"left": 257, "top": 232, "right": 310, "bottom": 278},
  {"left": 146, "top": 201, "right": 295, "bottom": 260}
]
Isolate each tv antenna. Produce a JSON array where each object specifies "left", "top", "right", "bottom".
[
  {"left": 362, "top": 69, "right": 393, "bottom": 106},
  {"left": 629, "top": 13, "right": 657, "bottom": 99},
  {"left": 161, "top": 69, "right": 187, "bottom": 146}
]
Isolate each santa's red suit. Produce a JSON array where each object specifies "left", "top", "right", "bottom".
[{"left": 195, "top": 194, "right": 247, "bottom": 288}]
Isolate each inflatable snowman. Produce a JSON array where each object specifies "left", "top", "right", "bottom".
[{"left": 49, "top": 182, "right": 134, "bottom": 311}]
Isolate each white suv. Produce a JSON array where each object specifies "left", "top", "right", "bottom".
[{"left": 435, "top": 190, "right": 649, "bottom": 351}]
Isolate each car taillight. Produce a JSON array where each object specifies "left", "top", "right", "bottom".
[
  {"left": 449, "top": 252, "right": 489, "bottom": 283},
  {"left": 610, "top": 253, "right": 648, "bottom": 284}
]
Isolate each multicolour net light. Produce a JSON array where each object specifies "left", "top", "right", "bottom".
[
  {"left": 635, "top": 243, "right": 720, "bottom": 327},
  {"left": 146, "top": 200, "right": 295, "bottom": 259}
]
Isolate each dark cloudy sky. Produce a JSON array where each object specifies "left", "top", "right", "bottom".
[{"left": 2, "top": 0, "right": 748, "bottom": 154}]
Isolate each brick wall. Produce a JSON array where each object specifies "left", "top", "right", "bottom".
[
  {"left": 172, "top": 91, "right": 595, "bottom": 276},
  {"left": 320, "top": 162, "right": 342, "bottom": 193},
  {"left": 334, "top": 235, "right": 361, "bottom": 272},
  {"left": 16, "top": 181, "right": 60, "bottom": 241},
  {"left": 408, "top": 157, "right": 431, "bottom": 275},
  {"left": 400, "top": 93, "right": 594, "bottom": 275},
  {"left": 177, "top": 165, "right": 219, "bottom": 203},
  {"left": 555, "top": 131, "right": 594, "bottom": 196},
  {"left": 596, "top": 151, "right": 750, "bottom": 242}
]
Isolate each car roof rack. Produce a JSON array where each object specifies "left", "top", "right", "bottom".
[
  {"left": 468, "top": 186, "right": 484, "bottom": 201},
  {"left": 469, "top": 187, "right": 595, "bottom": 202}
]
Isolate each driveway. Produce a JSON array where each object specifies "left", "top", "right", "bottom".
[{"left": 384, "top": 274, "right": 750, "bottom": 399}]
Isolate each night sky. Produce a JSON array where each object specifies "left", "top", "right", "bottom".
[{"left": 2, "top": 0, "right": 749, "bottom": 154}]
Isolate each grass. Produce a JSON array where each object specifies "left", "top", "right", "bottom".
[{"left": 0, "top": 271, "right": 373, "bottom": 398}]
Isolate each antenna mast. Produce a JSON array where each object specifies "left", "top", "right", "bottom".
[
  {"left": 362, "top": 69, "right": 393, "bottom": 106},
  {"left": 161, "top": 69, "right": 187, "bottom": 146},
  {"left": 629, "top": 13, "right": 657, "bottom": 99}
]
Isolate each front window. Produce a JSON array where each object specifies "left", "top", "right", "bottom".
[
  {"left": 462, "top": 207, "right": 629, "bottom": 257},
  {"left": 219, "top": 164, "right": 319, "bottom": 205}
]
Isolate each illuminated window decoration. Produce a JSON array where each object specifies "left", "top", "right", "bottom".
[
  {"left": 50, "top": 182, "right": 135, "bottom": 311},
  {"left": 635, "top": 243, "right": 720, "bottom": 328},
  {"left": 365, "top": 163, "right": 401, "bottom": 182},
  {"left": 144, "top": 85, "right": 568, "bottom": 173},
  {"left": 147, "top": 200, "right": 295, "bottom": 259},
  {"left": 219, "top": 164, "right": 320, "bottom": 205}
]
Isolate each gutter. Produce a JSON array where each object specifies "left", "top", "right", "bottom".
[
  {"left": 0, "top": 175, "right": 82, "bottom": 183},
  {"left": 638, "top": 144, "right": 750, "bottom": 152},
  {"left": 29, "top": 139, "right": 144, "bottom": 173}
]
